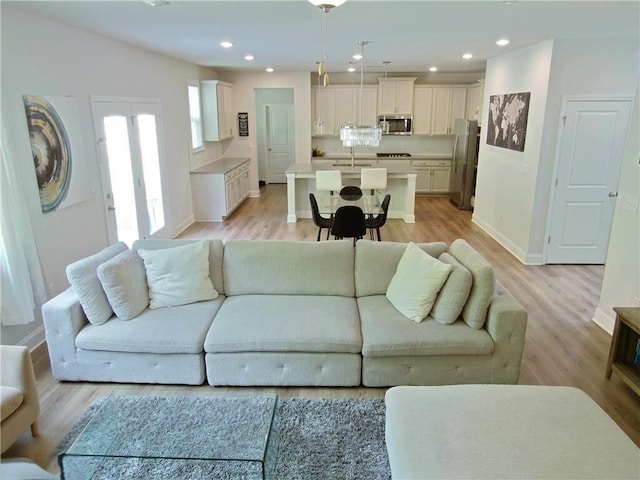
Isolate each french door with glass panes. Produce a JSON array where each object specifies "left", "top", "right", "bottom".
[{"left": 91, "top": 98, "right": 168, "bottom": 246}]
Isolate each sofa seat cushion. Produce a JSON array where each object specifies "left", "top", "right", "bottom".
[
  {"left": 205, "top": 295, "right": 362, "bottom": 354},
  {"left": 358, "top": 295, "right": 494, "bottom": 357},
  {"left": 76, "top": 297, "right": 224, "bottom": 354},
  {"left": 0, "top": 386, "right": 24, "bottom": 421}
]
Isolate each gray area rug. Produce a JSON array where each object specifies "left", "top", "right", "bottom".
[{"left": 57, "top": 396, "right": 391, "bottom": 479}]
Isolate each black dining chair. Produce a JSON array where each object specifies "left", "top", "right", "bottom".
[
  {"left": 309, "top": 193, "right": 332, "bottom": 241},
  {"left": 339, "top": 185, "right": 363, "bottom": 201},
  {"left": 331, "top": 205, "right": 366, "bottom": 246},
  {"left": 365, "top": 194, "right": 391, "bottom": 241}
]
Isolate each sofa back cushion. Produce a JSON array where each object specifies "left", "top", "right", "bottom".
[
  {"left": 132, "top": 239, "right": 225, "bottom": 295},
  {"left": 448, "top": 239, "right": 496, "bottom": 329},
  {"left": 66, "top": 241, "right": 129, "bottom": 325},
  {"left": 224, "top": 240, "right": 355, "bottom": 296},
  {"left": 355, "top": 240, "right": 448, "bottom": 297}
]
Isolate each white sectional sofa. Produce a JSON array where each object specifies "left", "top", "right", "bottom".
[{"left": 42, "top": 238, "right": 527, "bottom": 387}]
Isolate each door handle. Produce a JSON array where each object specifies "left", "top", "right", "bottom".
[
  {"left": 608, "top": 192, "right": 618, "bottom": 197},
  {"left": 108, "top": 206, "right": 116, "bottom": 211}
]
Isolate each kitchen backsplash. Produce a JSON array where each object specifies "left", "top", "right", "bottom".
[{"left": 312, "top": 135, "right": 455, "bottom": 156}]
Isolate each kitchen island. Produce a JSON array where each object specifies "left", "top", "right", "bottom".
[{"left": 285, "top": 163, "right": 417, "bottom": 223}]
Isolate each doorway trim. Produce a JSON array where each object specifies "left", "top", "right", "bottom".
[{"left": 543, "top": 94, "right": 634, "bottom": 264}]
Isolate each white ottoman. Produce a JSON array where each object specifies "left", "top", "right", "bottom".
[{"left": 385, "top": 385, "right": 640, "bottom": 479}]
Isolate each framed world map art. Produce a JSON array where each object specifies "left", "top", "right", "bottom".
[
  {"left": 486, "top": 92, "right": 531, "bottom": 152},
  {"left": 23, "top": 95, "right": 90, "bottom": 213}
]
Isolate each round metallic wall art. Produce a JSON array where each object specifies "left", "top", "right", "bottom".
[{"left": 24, "top": 96, "right": 72, "bottom": 212}]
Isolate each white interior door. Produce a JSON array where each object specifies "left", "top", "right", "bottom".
[
  {"left": 546, "top": 97, "right": 632, "bottom": 264},
  {"left": 91, "top": 98, "right": 168, "bottom": 246},
  {"left": 265, "top": 104, "right": 295, "bottom": 184}
]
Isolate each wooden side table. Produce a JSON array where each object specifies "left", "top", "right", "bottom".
[{"left": 605, "top": 307, "right": 640, "bottom": 396}]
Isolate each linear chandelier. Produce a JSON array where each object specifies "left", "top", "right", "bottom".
[{"left": 340, "top": 41, "right": 382, "bottom": 148}]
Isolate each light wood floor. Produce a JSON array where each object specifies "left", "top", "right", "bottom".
[{"left": 6, "top": 184, "right": 639, "bottom": 474}]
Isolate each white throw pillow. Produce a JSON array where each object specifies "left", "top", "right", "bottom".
[
  {"left": 430, "top": 253, "right": 473, "bottom": 325},
  {"left": 97, "top": 249, "right": 149, "bottom": 320},
  {"left": 138, "top": 240, "right": 218, "bottom": 309},
  {"left": 386, "top": 242, "right": 453, "bottom": 323},
  {"left": 66, "top": 241, "right": 129, "bottom": 325}
]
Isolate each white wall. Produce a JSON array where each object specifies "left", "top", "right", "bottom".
[
  {"left": 529, "top": 38, "right": 640, "bottom": 262},
  {"left": 593, "top": 80, "right": 640, "bottom": 334},
  {"left": 216, "top": 70, "right": 312, "bottom": 191},
  {"left": 1, "top": 5, "right": 217, "bottom": 346},
  {"left": 473, "top": 38, "right": 639, "bottom": 264},
  {"left": 472, "top": 40, "right": 554, "bottom": 263}
]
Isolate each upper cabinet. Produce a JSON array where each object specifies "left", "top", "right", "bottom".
[
  {"left": 201, "top": 80, "right": 234, "bottom": 142},
  {"left": 465, "top": 80, "right": 486, "bottom": 126},
  {"left": 431, "top": 86, "right": 467, "bottom": 134},
  {"left": 377, "top": 78, "right": 416, "bottom": 115},
  {"left": 413, "top": 86, "right": 434, "bottom": 135},
  {"left": 312, "top": 85, "right": 377, "bottom": 135},
  {"left": 312, "top": 87, "right": 337, "bottom": 135}
]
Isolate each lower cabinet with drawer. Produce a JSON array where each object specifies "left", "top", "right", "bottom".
[
  {"left": 191, "top": 159, "right": 250, "bottom": 221},
  {"left": 412, "top": 159, "right": 451, "bottom": 194}
]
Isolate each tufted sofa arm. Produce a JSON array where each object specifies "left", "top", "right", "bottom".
[
  {"left": 484, "top": 292, "right": 528, "bottom": 384},
  {"left": 41, "top": 287, "right": 88, "bottom": 381}
]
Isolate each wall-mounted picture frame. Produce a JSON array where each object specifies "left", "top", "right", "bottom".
[
  {"left": 486, "top": 92, "right": 531, "bottom": 152},
  {"left": 23, "top": 95, "right": 90, "bottom": 213}
]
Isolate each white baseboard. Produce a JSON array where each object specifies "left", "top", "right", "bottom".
[
  {"left": 471, "top": 215, "right": 544, "bottom": 265},
  {"left": 592, "top": 307, "right": 615, "bottom": 335},
  {"left": 22, "top": 326, "right": 46, "bottom": 352},
  {"left": 173, "top": 215, "right": 195, "bottom": 237}
]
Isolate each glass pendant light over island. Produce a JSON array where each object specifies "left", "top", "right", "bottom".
[{"left": 340, "top": 41, "right": 382, "bottom": 167}]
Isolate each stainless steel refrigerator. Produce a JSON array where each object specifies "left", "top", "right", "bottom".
[{"left": 449, "top": 119, "right": 478, "bottom": 210}]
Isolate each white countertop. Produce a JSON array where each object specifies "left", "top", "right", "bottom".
[
  {"left": 312, "top": 153, "right": 452, "bottom": 160},
  {"left": 191, "top": 157, "right": 249, "bottom": 174},
  {"left": 286, "top": 163, "right": 416, "bottom": 176}
]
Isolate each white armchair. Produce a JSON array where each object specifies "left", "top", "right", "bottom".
[{"left": 1, "top": 345, "right": 40, "bottom": 452}]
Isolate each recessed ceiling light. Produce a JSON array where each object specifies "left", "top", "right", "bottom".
[
  {"left": 347, "top": 66, "right": 356, "bottom": 72},
  {"left": 244, "top": 55, "right": 255, "bottom": 61},
  {"left": 352, "top": 54, "right": 363, "bottom": 60},
  {"left": 462, "top": 53, "right": 473, "bottom": 60},
  {"left": 144, "top": 1, "right": 170, "bottom": 6},
  {"left": 429, "top": 66, "right": 438, "bottom": 72},
  {"left": 220, "top": 41, "right": 234, "bottom": 48},
  {"left": 496, "top": 38, "right": 510, "bottom": 46},
  {"left": 266, "top": 67, "right": 274, "bottom": 73}
]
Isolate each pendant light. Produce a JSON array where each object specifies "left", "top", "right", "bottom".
[
  {"left": 309, "top": 0, "right": 347, "bottom": 87},
  {"left": 340, "top": 41, "right": 382, "bottom": 154}
]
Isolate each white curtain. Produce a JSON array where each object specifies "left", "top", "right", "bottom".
[{"left": 0, "top": 104, "right": 47, "bottom": 326}]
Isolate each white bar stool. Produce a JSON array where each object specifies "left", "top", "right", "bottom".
[
  {"left": 360, "top": 168, "right": 387, "bottom": 195},
  {"left": 316, "top": 170, "right": 342, "bottom": 195}
]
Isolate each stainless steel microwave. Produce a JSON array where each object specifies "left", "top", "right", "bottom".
[{"left": 378, "top": 115, "right": 412, "bottom": 135}]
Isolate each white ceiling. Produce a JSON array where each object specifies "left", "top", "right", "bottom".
[{"left": 8, "top": 0, "right": 640, "bottom": 74}]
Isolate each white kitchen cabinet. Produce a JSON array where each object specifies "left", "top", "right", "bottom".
[
  {"left": 412, "top": 159, "right": 451, "bottom": 194},
  {"left": 201, "top": 80, "right": 235, "bottom": 141},
  {"left": 191, "top": 158, "right": 250, "bottom": 221},
  {"left": 312, "top": 85, "right": 377, "bottom": 136},
  {"left": 377, "top": 78, "right": 416, "bottom": 115},
  {"left": 431, "top": 87, "right": 467, "bottom": 134},
  {"left": 358, "top": 86, "right": 378, "bottom": 126},
  {"left": 413, "top": 86, "right": 434, "bottom": 134},
  {"left": 466, "top": 80, "right": 485, "bottom": 126},
  {"left": 312, "top": 87, "right": 336, "bottom": 135}
]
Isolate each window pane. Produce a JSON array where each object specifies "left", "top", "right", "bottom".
[
  {"left": 137, "top": 114, "right": 165, "bottom": 235},
  {"left": 188, "top": 85, "right": 203, "bottom": 149},
  {"left": 103, "top": 116, "right": 138, "bottom": 247}
]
